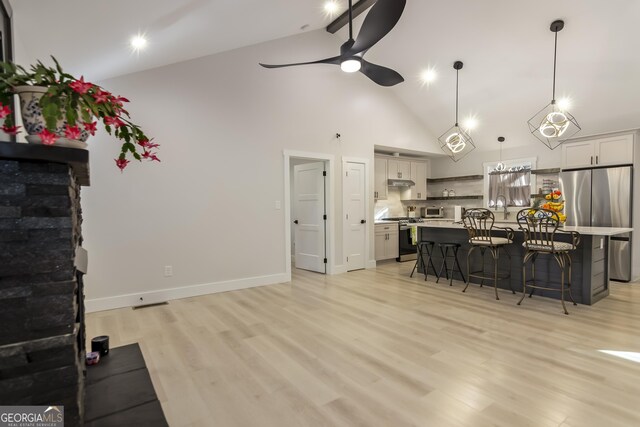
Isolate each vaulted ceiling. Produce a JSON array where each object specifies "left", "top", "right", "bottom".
[{"left": 10, "top": 0, "right": 640, "bottom": 151}]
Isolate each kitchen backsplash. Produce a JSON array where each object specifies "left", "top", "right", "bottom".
[{"left": 374, "top": 188, "right": 407, "bottom": 218}]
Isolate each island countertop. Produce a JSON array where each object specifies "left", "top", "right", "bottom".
[{"left": 411, "top": 221, "right": 632, "bottom": 236}]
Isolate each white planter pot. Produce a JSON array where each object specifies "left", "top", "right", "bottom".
[{"left": 14, "top": 85, "right": 90, "bottom": 148}]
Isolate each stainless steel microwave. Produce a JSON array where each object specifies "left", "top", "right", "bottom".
[{"left": 420, "top": 206, "right": 444, "bottom": 218}]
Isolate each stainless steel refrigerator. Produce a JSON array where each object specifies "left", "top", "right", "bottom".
[{"left": 559, "top": 166, "right": 633, "bottom": 281}]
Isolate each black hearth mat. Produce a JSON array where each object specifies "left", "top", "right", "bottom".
[{"left": 84, "top": 343, "right": 168, "bottom": 427}]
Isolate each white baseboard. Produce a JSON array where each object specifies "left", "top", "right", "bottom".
[
  {"left": 329, "top": 262, "right": 375, "bottom": 273},
  {"left": 85, "top": 272, "right": 289, "bottom": 313},
  {"left": 329, "top": 264, "right": 347, "bottom": 275}
]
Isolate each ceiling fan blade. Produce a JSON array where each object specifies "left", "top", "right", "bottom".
[
  {"left": 259, "top": 56, "right": 342, "bottom": 69},
  {"left": 360, "top": 60, "right": 404, "bottom": 86},
  {"left": 349, "top": 0, "right": 406, "bottom": 54}
]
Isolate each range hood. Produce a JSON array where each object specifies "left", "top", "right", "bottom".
[{"left": 387, "top": 179, "right": 415, "bottom": 187}]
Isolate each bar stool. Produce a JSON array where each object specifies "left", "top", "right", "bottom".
[
  {"left": 461, "top": 208, "right": 516, "bottom": 300},
  {"left": 436, "top": 243, "right": 465, "bottom": 286},
  {"left": 516, "top": 208, "right": 581, "bottom": 315},
  {"left": 410, "top": 241, "right": 438, "bottom": 281}
]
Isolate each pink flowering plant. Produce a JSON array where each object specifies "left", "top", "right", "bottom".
[{"left": 0, "top": 57, "right": 158, "bottom": 170}]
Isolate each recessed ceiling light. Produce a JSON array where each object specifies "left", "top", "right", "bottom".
[
  {"left": 463, "top": 116, "right": 479, "bottom": 130},
  {"left": 557, "top": 97, "right": 572, "bottom": 110},
  {"left": 419, "top": 68, "right": 437, "bottom": 85},
  {"left": 324, "top": 1, "right": 340, "bottom": 16},
  {"left": 130, "top": 34, "right": 147, "bottom": 51}
]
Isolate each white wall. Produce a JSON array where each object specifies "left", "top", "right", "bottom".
[
  {"left": 10, "top": 12, "right": 29, "bottom": 144},
  {"left": 81, "top": 29, "right": 440, "bottom": 311}
]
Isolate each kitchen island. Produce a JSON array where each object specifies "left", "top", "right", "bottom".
[{"left": 413, "top": 221, "right": 632, "bottom": 305}]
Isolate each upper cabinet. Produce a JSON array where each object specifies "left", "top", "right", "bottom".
[
  {"left": 374, "top": 156, "right": 388, "bottom": 200},
  {"left": 402, "top": 161, "right": 427, "bottom": 200},
  {"left": 387, "top": 159, "right": 411, "bottom": 180},
  {"left": 562, "top": 134, "right": 634, "bottom": 169},
  {"left": 374, "top": 155, "right": 428, "bottom": 201}
]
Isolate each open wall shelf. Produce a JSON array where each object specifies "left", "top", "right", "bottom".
[
  {"left": 427, "top": 175, "right": 483, "bottom": 183},
  {"left": 531, "top": 168, "right": 561, "bottom": 174},
  {"left": 427, "top": 195, "right": 484, "bottom": 200}
]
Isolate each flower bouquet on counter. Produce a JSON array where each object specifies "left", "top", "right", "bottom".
[{"left": 532, "top": 189, "right": 566, "bottom": 223}]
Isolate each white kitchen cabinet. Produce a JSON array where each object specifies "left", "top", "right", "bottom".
[
  {"left": 401, "top": 161, "right": 427, "bottom": 200},
  {"left": 562, "top": 134, "right": 634, "bottom": 169},
  {"left": 387, "top": 159, "right": 411, "bottom": 180},
  {"left": 375, "top": 223, "right": 399, "bottom": 261},
  {"left": 374, "top": 156, "right": 388, "bottom": 200}
]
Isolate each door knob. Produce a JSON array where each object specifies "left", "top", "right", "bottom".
[
  {"left": 294, "top": 220, "right": 299, "bottom": 224},
  {"left": 360, "top": 219, "right": 366, "bottom": 224}
]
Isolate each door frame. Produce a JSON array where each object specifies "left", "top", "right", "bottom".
[
  {"left": 284, "top": 150, "right": 335, "bottom": 280},
  {"left": 342, "top": 157, "right": 372, "bottom": 270}
]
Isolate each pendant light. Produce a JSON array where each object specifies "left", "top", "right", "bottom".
[
  {"left": 495, "top": 136, "right": 506, "bottom": 172},
  {"left": 438, "top": 61, "right": 475, "bottom": 162},
  {"left": 528, "top": 20, "right": 580, "bottom": 149}
]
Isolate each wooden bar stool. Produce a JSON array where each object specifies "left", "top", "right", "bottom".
[
  {"left": 436, "top": 243, "right": 465, "bottom": 286},
  {"left": 410, "top": 241, "right": 438, "bottom": 281},
  {"left": 516, "top": 208, "right": 581, "bottom": 315},
  {"left": 461, "top": 208, "right": 516, "bottom": 300}
]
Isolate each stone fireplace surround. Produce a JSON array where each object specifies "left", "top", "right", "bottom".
[{"left": 0, "top": 141, "right": 89, "bottom": 426}]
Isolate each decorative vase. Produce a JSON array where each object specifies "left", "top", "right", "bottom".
[{"left": 14, "top": 85, "right": 90, "bottom": 148}]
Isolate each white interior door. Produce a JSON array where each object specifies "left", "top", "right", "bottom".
[
  {"left": 293, "top": 162, "right": 326, "bottom": 273},
  {"left": 344, "top": 162, "right": 366, "bottom": 271}
]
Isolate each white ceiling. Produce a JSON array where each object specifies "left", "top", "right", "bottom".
[{"left": 10, "top": 0, "right": 640, "bottom": 152}]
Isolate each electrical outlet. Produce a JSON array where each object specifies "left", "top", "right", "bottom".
[{"left": 164, "top": 265, "right": 173, "bottom": 277}]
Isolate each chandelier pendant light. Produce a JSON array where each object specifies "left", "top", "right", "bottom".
[
  {"left": 495, "top": 136, "right": 506, "bottom": 172},
  {"left": 438, "top": 61, "right": 475, "bottom": 162},
  {"left": 528, "top": 20, "right": 580, "bottom": 150}
]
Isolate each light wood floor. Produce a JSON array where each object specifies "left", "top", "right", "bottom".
[{"left": 86, "top": 262, "right": 640, "bottom": 427}]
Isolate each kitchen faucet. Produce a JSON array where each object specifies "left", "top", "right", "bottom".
[{"left": 495, "top": 194, "right": 509, "bottom": 220}]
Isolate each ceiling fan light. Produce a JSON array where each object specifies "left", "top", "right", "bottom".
[{"left": 340, "top": 58, "right": 361, "bottom": 73}]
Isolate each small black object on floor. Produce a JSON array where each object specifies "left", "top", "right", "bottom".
[{"left": 84, "top": 343, "right": 168, "bottom": 427}]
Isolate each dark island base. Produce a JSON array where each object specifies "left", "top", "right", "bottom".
[{"left": 417, "top": 227, "right": 610, "bottom": 305}]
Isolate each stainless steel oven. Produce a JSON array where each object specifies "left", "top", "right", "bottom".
[{"left": 398, "top": 222, "right": 417, "bottom": 262}]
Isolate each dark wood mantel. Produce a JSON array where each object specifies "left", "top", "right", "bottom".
[{"left": 0, "top": 141, "right": 90, "bottom": 186}]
